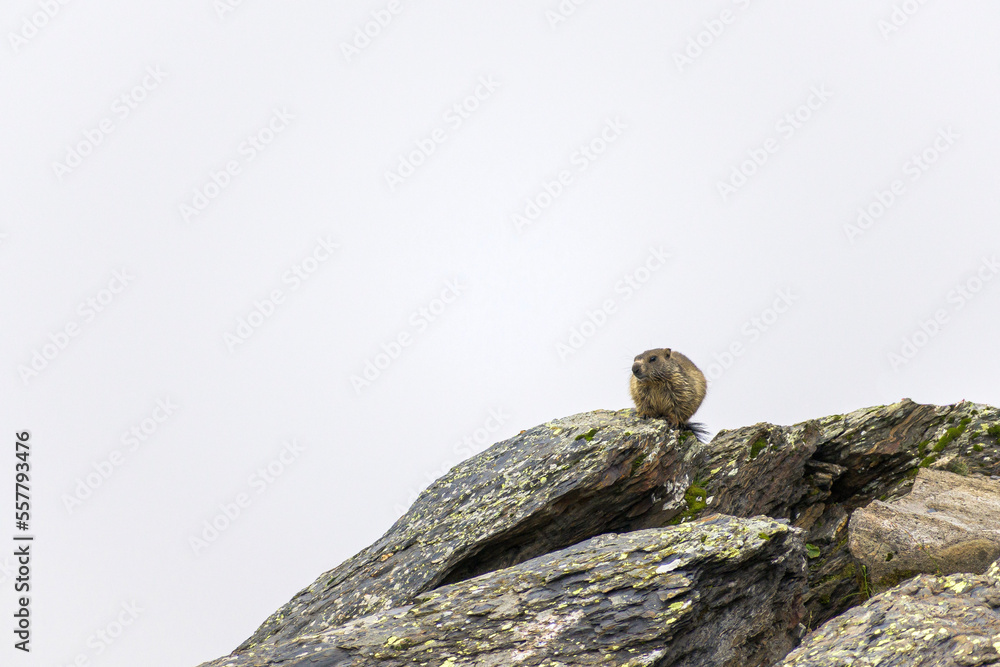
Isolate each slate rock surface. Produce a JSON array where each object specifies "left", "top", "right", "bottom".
[
  {"left": 196, "top": 399, "right": 1000, "bottom": 666},
  {"left": 781, "top": 559, "right": 1000, "bottom": 667},
  {"left": 850, "top": 468, "right": 1000, "bottom": 590},
  {"left": 236, "top": 410, "right": 702, "bottom": 652},
  {"left": 705, "top": 399, "right": 1000, "bottom": 626},
  {"left": 204, "top": 515, "right": 807, "bottom": 667}
]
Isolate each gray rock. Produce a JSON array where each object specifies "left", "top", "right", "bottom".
[
  {"left": 203, "top": 515, "right": 807, "bottom": 667},
  {"left": 235, "top": 410, "right": 702, "bottom": 653},
  {"left": 758, "top": 400, "right": 1000, "bottom": 626},
  {"left": 201, "top": 399, "right": 1000, "bottom": 665},
  {"left": 780, "top": 559, "right": 1000, "bottom": 667},
  {"left": 850, "top": 469, "right": 1000, "bottom": 591}
]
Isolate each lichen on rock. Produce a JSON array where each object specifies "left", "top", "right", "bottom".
[
  {"left": 204, "top": 515, "right": 807, "bottom": 667},
  {"left": 194, "top": 399, "right": 1000, "bottom": 667}
]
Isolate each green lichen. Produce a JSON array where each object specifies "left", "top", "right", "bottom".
[
  {"left": 385, "top": 635, "right": 419, "bottom": 650},
  {"left": 805, "top": 544, "right": 821, "bottom": 559},
  {"left": 749, "top": 438, "right": 767, "bottom": 460},
  {"left": 933, "top": 417, "right": 971, "bottom": 452},
  {"left": 669, "top": 482, "right": 708, "bottom": 525},
  {"left": 630, "top": 453, "right": 647, "bottom": 475},
  {"left": 817, "top": 563, "right": 854, "bottom": 588},
  {"left": 874, "top": 568, "right": 920, "bottom": 592},
  {"left": 757, "top": 532, "right": 771, "bottom": 541},
  {"left": 986, "top": 423, "right": 1000, "bottom": 444},
  {"left": 813, "top": 562, "right": 857, "bottom": 607},
  {"left": 973, "top": 444, "right": 984, "bottom": 452},
  {"left": 916, "top": 440, "right": 930, "bottom": 457},
  {"left": 574, "top": 428, "right": 598, "bottom": 442}
]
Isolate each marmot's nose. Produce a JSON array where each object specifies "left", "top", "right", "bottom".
[{"left": 631, "top": 363, "right": 642, "bottom": 376}]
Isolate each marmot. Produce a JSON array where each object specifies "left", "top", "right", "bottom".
[{"left": 629, "top": 348, "right": 707, "bottom": 435}]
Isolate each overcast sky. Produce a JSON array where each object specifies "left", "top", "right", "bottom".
[{"left": 2, "top": 2, "right": 999, "bottom": 666}]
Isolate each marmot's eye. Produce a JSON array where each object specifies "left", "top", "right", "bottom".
[{"left": 649, "top": 356, "right": 657, "bottom": 362}]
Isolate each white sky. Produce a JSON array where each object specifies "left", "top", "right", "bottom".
[{"left": 1, "top": 2, "right": 999, "bottom": 666}]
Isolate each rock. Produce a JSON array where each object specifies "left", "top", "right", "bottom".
[
  {"left": 849, "top": 469, "right": 1000, "bottom": 591},
  {"left": 724, "top": 399, "right": 1000, "bottom": 627},
  {"left": 201, "top": 515, "right": 807, "bottom": 667},
  {"left": 235, "top": 410, "right": 704, "bottom": 653},
  {"left": 780, "top": 559, "right": 1000, "bottom": 667},
  {"left": 200, "top": 399, "right": 1000, "bottom": 666}
]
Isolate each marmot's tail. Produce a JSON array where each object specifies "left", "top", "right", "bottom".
[{"left": 683, "top": 421, "right": 710, "bottom": 443}]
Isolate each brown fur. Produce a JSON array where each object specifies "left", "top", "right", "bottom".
[{"left": 629, "top": 348, "right": 706, "bottom": 425}]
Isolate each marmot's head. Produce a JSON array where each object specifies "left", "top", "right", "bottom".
[{"left": 631, "top": 348, "right": 673, "bottom": 382}]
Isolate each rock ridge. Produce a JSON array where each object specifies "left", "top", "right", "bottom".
[{"left": 196, "top": 398, "right": 1000, "bottom": 667}]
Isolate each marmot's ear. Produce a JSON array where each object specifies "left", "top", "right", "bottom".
[{"left": 663, "top": 348, "right": 672, "bottom": 357}]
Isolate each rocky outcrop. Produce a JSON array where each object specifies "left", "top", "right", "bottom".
[
  {"left": 195, "top": 399, "right": 1000, "bottom": 667},
  {"left": 849, "top": 469, "right": 1000, "bottom": 591},
  {"left": 648, "top": 399, "right": 1000, "bottom": 627},
  {"left": 205, "top": 515, "right": 807, "bottom": 667},
  {"left": 235, "top": 410, "right": 700, "bottom": 653},
  {"left": 781, "top": 559, "right": 1000, "bottom": 667}
]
